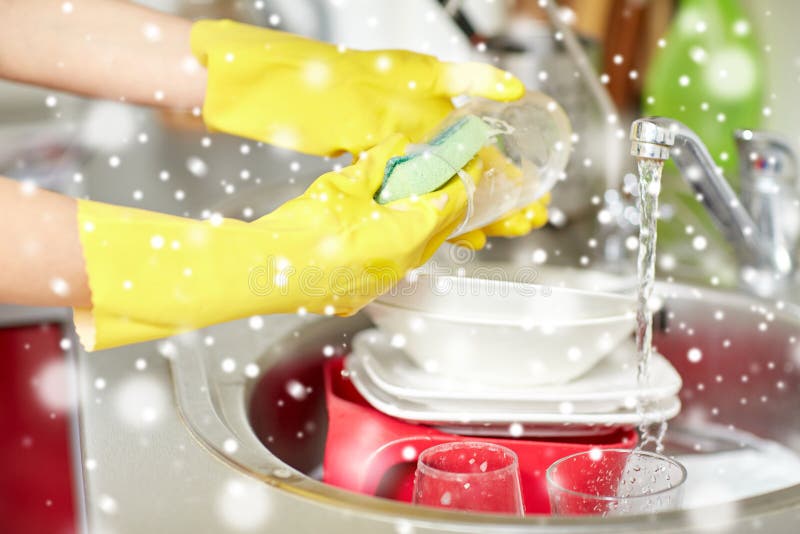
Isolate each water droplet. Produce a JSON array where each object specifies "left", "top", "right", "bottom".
[{"left": 273, "top": 467, "right": 292, "bottom": 479}]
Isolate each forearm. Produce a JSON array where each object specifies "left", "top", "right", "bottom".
[
  {"left": 0, "top": 177, "right": 91, "bottom": 307},
  {"left": 0, "top": 0, "right": 205, "bottom": 109}
]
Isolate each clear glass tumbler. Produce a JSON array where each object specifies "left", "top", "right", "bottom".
[
  {"left": 444, "top": 92, "right": 572, "bottom": 234},
  {"left": 378, "top": 91, "right": 572, "bottom": 236},
  {"left": 413, "top": 441, "right": 524, "bottom": 515},
  {"left": 546, "top": 448, "right": 687, "bottom": 516}
]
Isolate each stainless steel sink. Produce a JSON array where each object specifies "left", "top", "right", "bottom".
[
  {"left": 171, "top": 280, "right": 800, "bottom": 533},
  {"left": 28, "top": 67, "right": 792, "bottom": 532}
]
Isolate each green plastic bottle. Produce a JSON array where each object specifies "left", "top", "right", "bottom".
[{"left": 643, "top": 0, "right": 764, "bottom": 185}]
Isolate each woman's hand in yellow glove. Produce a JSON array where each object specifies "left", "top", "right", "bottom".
[
  {"left": 191, "top": 19, "right": 524, "bottom": 156},
  {"left": 450, "top": 196, "right": 550, "bottom": 250},
  {"left": 245, "top": 134, "right": 470, "bottom": 316},
  {"left": 74, "top": 134, "right": 469, "bottom": 351}
]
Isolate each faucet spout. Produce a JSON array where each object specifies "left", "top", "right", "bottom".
[
  {"left": 630, "top": 119, "right": 674, "bottom": 161},
  {"left": 629, "top": 118, "right": 791, "bottom": 284}
]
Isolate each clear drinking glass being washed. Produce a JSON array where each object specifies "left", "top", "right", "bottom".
[
  {"left": 546, "top": 448, "right": 687, "bottom": 516},
  {"left": 413, "top": 441, "right": 525, "bottom": 515},
  {"left": 378, "top": 92, "right": 572, "bottom": 235},
  {"left": 446, "top": 92, "right": 572, "bottom": 234}
]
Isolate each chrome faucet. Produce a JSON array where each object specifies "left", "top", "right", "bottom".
[
  {"left": 630, "top": 118, "right": 799, "bottom": 297},
  {"left": 735, "top": 129, "right": 800, "bottom": 277}
]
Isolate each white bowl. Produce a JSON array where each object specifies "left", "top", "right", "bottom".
[{"left": 365, "top": 274, "right": 636, "bottom": 386}]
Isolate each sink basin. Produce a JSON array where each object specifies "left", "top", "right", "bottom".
[{"left": 171, "top": 281, "right": 800, "bottom": 532}]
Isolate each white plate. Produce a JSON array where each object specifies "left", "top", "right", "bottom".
[
  {"left": 432, "top": 423, "right": 624, "bottom": 438},
  {"left": 346, "top": 348, "right": 682, "bottom": 428},
  {"left": 352, "top": 329, "right": 682, "bottom": 405}
]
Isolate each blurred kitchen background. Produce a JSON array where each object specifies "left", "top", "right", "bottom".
[{"left": 1, "top": 1, "right": 799, "bottom": 532}]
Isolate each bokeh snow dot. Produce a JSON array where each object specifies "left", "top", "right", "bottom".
[
  {"left": 558, "top": 401, "right": 575, "bottom": 415},
  {"left": 223, "top": 438, "right": 239, "bottom": 454},
  {"left": 244, "top": 363, "right": 260, "bottom": 378},
  {"left": 114, "top": 376, "right": 168, "bottom": 427},
  {"left": 187, "top": 156, "right": 208, "bottom": 177},
  {"left": 33, "top": 360, "right": 73, "bottom": 412},
  {"left": 50, "top": 278, "right": 70, "bottom": 297},
  {"left": 221, "top": 358, "right": 236, "bottom": 373},
  {"left": 705, "top": 47, "right": 756, "bottom": 100},
  {"left": 692, "top": 236, "right": 708, "bottom": 251},
  {"left": 216, "top": 478, "right": 271, "bottom": 531},
  {"left": 688, "top": 348, "right": 703, "bottom": 363},
  {"left": 286, "top": 380, "right": 307, "bottom": 401},
  {"left": 98, "top": 494, "right": 118, "bottom": 515}
]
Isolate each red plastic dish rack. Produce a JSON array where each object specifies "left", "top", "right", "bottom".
[{"left": 322, "top": 358, "right": 637, "bottom": 515}]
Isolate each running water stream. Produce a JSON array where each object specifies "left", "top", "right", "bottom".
[{"left": 634, "top": 158, "right": 667, "bottom": 452}]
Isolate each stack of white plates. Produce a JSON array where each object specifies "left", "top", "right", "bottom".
[{"left": 346, "top": 329, "right": 682, "bottom": 437}]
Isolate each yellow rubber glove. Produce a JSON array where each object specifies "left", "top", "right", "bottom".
[
  {"left": 452, "top": 196, "right": 550, "bottom": 250},
  {"left": 190, "top": 19, "right": 525, "bottom": 156},
  {"left": 73, "top": 134, "right": 469, "bottom": 351}
]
